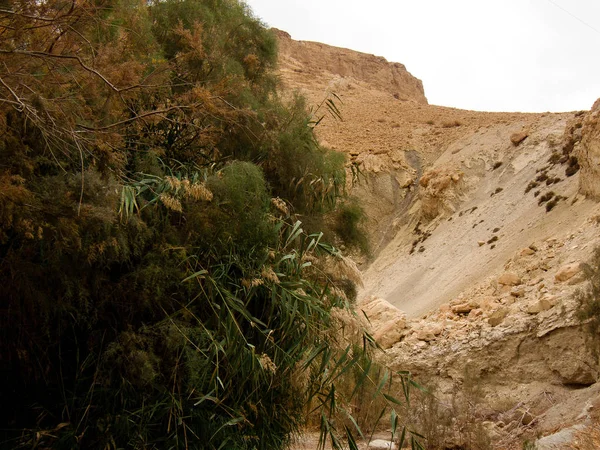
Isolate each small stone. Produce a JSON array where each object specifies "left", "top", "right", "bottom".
[
  {"left": 555, "top": 263, "right": 582, "bottom": 282},
  {"left": 468, "top": 308, "right": 483, "bottom": 320},
  {"left": 520, "top": 247, "right": 535, "bottom": 257},
  {"left": 510, "top": 131, "right": 529, "bottom": 146},
  {"left": 452, "top": 303, "right": 473, "bottom": 314},
  {"left": 430, "top": 323, "right": 444, "bottom": 336},
  {"left": 488, "top": 307, "right": 509, "bottom": 326},
  {"left": 520, "top": 409, "right": 535, "bottom": 425},
  {"left": 511, "top": 286, "right": 526, "bottom": 297},
  {"left": 478, "top": 296, "right": 497, "bottom": 312},
  {"left": 498, "top": 272, "right": 522, "bottom": 286},
  {"left": 368, "top": 439, "right": 396, "bottom": 450},
  {"left": 527, "top": 298, "right": 553, "bottom": 314},
  {"left": 540, "top": 294, "right": 558, "bottom": 307},
  {"left": 478, "top": 240, "right": 486, "bottom": 247},
  {"left": 416, "top": 329, "right": 435, "bottom": 342}
]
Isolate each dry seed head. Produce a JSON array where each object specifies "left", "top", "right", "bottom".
[
  {"left": 301, "top": 254, "right": 317, "bottom": 264},
  {"left": 330, "top": 306, "right": 352, "bottom": 324},
  {"left": 271, "top": 197, "right": 289, "bottom": 215},
  {"left": 257, "top": 353, "right": 277, "bottom": 374},
  {"left": 330, "top": 287, "right": 348, "bottom": 302},
  {"left": 159, "top": 193, "right": 183, "bottom": 212},
  {"left": 186, "top": 182, "right": 213, "bottom": 201},
  {"left": 325, "top": 255, "right": 364, "bottom": 288},
  {"left": 165, "top": 176, "right": 182, "bottom": 191},
  {"left": 261, "top": 266, "right": 280, "bottom": 284}
]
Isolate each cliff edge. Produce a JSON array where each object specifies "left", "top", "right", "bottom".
[{"left": 274, "top": 28, "right": 427, "bottom": 104}]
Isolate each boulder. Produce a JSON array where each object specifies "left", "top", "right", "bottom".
[
  {"left": 510, "top": 131, "right": 528, "bottom": 146},
  {"left": 537, "top": 425, "right": 586, "bottom": 450},
  {"left": 374, "top": 318, "right": 407, "bottom": 349}
]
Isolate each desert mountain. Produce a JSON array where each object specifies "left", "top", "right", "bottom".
[{"left": 279, "top": 30, "right": 600, "bottom": 449}]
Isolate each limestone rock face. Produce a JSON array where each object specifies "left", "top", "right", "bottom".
[
  {"left": 361, "top": 297, "right": 407, "bottom": 349},
  {"left": 418, "top": 168, "right": 466, "bottom": 221},
  {"left": 579, "top": 98, "right": 600, "bottom": 199},
  {"left": 274, "top": 28, "right": 427, "bottom": 105}
]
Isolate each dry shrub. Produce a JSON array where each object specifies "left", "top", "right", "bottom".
[
  {"left": 442, "top": 119, "right": 463, "bottom": 128},
  {"left": 405, "top": 369, "right": 496, "bottom": 450},
  {"left": 325, "top": 254, "right": 364, "bottom": 288}
]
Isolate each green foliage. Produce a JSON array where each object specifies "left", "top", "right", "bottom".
[
  {"left": 266, "top": 95, "right": 347, "bottom": 213},
  {"left": 0, "top": 1, "right": 412, "bottom": 449},
  {"left": 208, "top": 161, "right": 273, "bottom": 249},
  {"left": 334, "top": 201, "right": 370, "bottom": 255}
]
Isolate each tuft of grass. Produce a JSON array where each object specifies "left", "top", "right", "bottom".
[
  {"left": 548, "top": 152, "right": 561, "bottom": 164},
  {"left": 566, "top": 164, "right": 580, "bottom": 177},
  {"left": 525, "top": 181, "right": 539, "bottom": 194},
  {"left": 546, "top": 199, "right": 558, "bottom": 211},
  {"left": 538, "top": 191, "right": 555, "bottom": 205}
]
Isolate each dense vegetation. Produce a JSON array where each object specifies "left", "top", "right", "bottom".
[{"left": 0, "top": 1, "right": 416, "bottom": 449}]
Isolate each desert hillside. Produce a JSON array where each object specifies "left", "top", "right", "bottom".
[{"left": 279, "top": 30, "right": 600, "bottom": 449}]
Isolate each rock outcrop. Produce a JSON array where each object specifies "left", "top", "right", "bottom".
[
  {"left": 579, "top": 98, "right": 600, "bottom": 199},
  {"left": 274, "top": 28, "right": 427, "bottom": 104}
]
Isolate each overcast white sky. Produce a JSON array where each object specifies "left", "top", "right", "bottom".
[{"left": 244, "top": 0, "right": 600, "bottom": 113}]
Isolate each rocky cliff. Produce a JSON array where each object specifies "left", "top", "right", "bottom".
[
  {"left": 279, "top": 30, "right": 600, "bottom": 449},
  {"left": 579, "top": 98, "right": 600, "bottom": 200},
  {"left": 274, "top": 28, "right": 427, "bottom": 104}
]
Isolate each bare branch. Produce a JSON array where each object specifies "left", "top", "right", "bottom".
[{"left": 0, "top": 74, "right": 25, "bottom": 109}]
